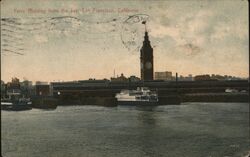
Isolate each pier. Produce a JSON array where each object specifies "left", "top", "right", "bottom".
[{"left": 51, "top": 80, "right": 249, "bottom": 106}]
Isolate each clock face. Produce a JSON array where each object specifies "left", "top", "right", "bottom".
[{"left": 145, "top": 62, "right": 152, "bottom": 69}]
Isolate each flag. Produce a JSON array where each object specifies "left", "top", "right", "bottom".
[{"left": 142, "top": 21, "right": 146, "bottom": 24}]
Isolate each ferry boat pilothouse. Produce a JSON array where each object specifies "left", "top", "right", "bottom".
[{"left": 115, "top": 87, "right": 159, "bottom": 106}]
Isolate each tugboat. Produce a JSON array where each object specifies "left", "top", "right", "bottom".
[
  {"left": 1, "top": 89, "right": 32, "bottom": 111},
  {"left": 115, "top": 87, "right": 158, "bottom": 106},
  {"left": 1, "top": 98, "right": 32, "bottom": 111}
]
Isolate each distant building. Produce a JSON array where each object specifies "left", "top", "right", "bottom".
[
  {"left": 78, "top": 79, "right": 109, "bottom": 83},
  {"left": 155, "top": 71, "right": 172, "bottom": 81},
  {"left": 20, "top": 80, "right": 33, "bottom": 87},
  {"left": 111, "top": 73, "right": 128, "bottom": 82},
  {"left": 36, "top": 81, "right": 48, "bottom": 85},
  {"left": 7, "top": 77, "right": 20, "bottom": 89},
  {"left": 1, "top": 80, "right": 6, "bottom": 98},
  {"left": 20, "top": 80, "right": 34, "bottom": 97},
  {"left": 35, "top": 84, "right": 50, "bottom": 96},
  {"left": 128, "top": 75, "right": 140, "bottom": 82},
  {"left": 179, "top": 75, "right": 184, "bottom": 81},
  {"left": 210, "top": 74, "right": 225, "bottom": 80},
  {"left": 178, "top": 74, "right": 193, "bottom": 81},
  {"left": 186, "top": 74, "right": 193, "bottom": 81},
  {"left": 6, "top": 77, "right": 21, "bottom": 94},
  {"left": 194, "top": 75, "right": 211, "bottom": 81},
  {"left": 34, "top": 81, "right": 50, "bottom": 96},
  {"left": 5, "top": 78, "right": 22, "bottom": 99}
]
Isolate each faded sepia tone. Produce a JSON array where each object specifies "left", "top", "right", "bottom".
[{"left": 1, "top": 1, "right": 249, "bottom": 157}]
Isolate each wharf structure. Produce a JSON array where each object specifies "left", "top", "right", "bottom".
[{"left": 51, "top": 80, "right": 249, "bottom": 106}]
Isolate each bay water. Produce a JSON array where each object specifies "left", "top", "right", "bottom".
[{"left": 1, "top": 103, "right": 249, "bottom": 157}]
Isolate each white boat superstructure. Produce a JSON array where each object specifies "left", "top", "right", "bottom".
[{"left": 116, "top": 87, "right": 158, "bottom": 105}]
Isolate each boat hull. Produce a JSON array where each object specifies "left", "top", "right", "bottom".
[
  {"left": 117, "top": 101, "right": 158, "bottom": 106},
  {"left": 1, "top": 102, "right": 32, "bottom": 111}
]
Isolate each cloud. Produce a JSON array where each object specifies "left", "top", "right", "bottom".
[
  {"left": 149, "top": 9, "right": 215, "bottom": 48},
  {"left": 150, "top": 23, "right": 180, "bottom": 39},
  {"left": 176, "top": 43, "right": 201, "bottom": 57},
  {"left": 210, "top": 20, "right": 248, "bottom": 42}
]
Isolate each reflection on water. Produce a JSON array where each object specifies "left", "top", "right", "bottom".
[
  {"left": 2, "top": 103, "right": 250, "bottom": 157},
  {"left": 137, "top": 110, "right": 156, "bottom": 125},
  {"left": 136, "top": 106, "right": 157, "bottom": 125},
  {"left": 136, "top": 107, "right": 158, "bottom": 157}
]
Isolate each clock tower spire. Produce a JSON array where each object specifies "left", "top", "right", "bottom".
[{"left": 140, "top": 22, "right": 154, "bottom": 81}]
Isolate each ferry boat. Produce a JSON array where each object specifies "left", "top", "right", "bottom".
[{"left": 115, "top": 87, "right": 158, "bottom": 106}]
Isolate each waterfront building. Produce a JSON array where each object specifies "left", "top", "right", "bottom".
[
  {"left": 178, "top": 74, "right": 193, "bottom": 81},
  {"left": 35, "top": 81, "right": 48, "bottom": 85},
  {"left": 35, "top": 82, "right": 50, "bottom": 96},
  {"left": 187, "top": 74, "right": 193, "bottom": 81},
  {"left": 1, "top": 80, "right": 6, "bottom": 98},
  {"left": 5, "top": 78, "right": 21, "bottom": 99},
  {"left": 128, "top": 75, "right": 140, "bottom": 82},
  {"left": 35, "top": 85, "right": 50, "bottom": 96},
  {"left": 20, "top": 80, "right": 34, "bottom": 97},
  {"left": 6, "top": 78, "right": 21, "bottom": 94},
  {"left": 111, "top": 73, "right": 128, "bottom": 82},
  {"left": 194, "top": 75, "right": 211, "bottom": 81},
  {"left": 155, "top": 71, "right": 172, "bottom": 81}
]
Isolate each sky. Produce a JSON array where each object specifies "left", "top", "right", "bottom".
[{"left": 1, "top": 0, "right": 249, "bottom": 82}]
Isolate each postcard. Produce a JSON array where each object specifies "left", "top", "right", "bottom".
[{"left": 1, "top": 0, "right": 249, "bottom": 157}]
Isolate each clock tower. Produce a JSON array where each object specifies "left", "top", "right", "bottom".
[{"left": 140, "top": 31, "right": 154, "bottom": 80}]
